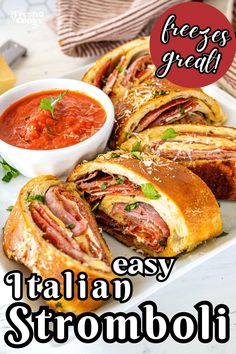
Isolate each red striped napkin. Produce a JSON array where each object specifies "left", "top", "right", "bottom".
[
  {"left": 57, "top": 0, "right": 236, "bottom": 97},
  {"left": 217, "top": 0, "right": 236, "bottom": 97},
  {"left": 57, "top": 0, "right": 187, "bottom": 57}
]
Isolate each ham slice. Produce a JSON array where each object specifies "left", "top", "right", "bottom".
[
  {"left": 45, "top": 186, "right": 88, "bottom": 236},
  {"left": 155, "top": 147, "right": 236, "bottom": 162},
  {"left": 77, "top": 175, "right": 142, "bottom": 202},
  {"left": 30, "top": 203, "right": 83, "bottom": 262},
  {"left": 30, "top": 186, "right": 108, "bottom": 262},
  {"left": 103, "top": 56, "right": 126, "bottom": 95},
  {"left": 77, "top": 172, "right": 170, "bottom": 252},
  {"left": 123, "top": 54, "right": 152, "bottom": 86},
  {"left": 97, "top": 202, "right": 170, "bottom": 252},
  {"left": 112, "top": 201, "right": 169, "bottom": 236},
  {"left": 135, "top": 98, "right": 206, "bottom": 133},
  {"left": 93, "top": 59, "right": 111, "bottom": 87}
]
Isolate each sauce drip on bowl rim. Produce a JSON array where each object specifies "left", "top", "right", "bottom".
[{"left": 0, "top": 90, "right": 107, "bottom": 150}]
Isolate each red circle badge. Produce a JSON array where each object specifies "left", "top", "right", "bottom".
[{"left": 150, "top": 2, "right": 236, "bottom": 87}]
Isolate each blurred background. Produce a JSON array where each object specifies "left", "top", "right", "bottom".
[
  {"left": 0, "top": 0, "right": 92, "bottom": 83},
  {"left": 0, "top": 0, "right": 234, "bottom": 85}
]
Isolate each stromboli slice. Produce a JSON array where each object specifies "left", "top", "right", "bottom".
[
  {"left": 82, "top": 37, "right": 153, "bottom": 102},
  {"left": 68, "top": 152, "right": 222, "bottom": 257},
  {"left": 3, "top": 176, "right": 114, "bottom": 314},
  {"left": 121, "top": 124, "right": 236, "bottom": 200},
  {"left": 111, "top": 78, "right": 226, "bottom": 148}
]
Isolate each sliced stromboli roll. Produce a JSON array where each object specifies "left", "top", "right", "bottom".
[
  {"left": 3, "top": 176, "right": 114, "bottom": 314},
  {"left": 68, "top": 152, "right": 222, "bottom": 257},
  {"left": 110, "top": 78, "right": 226, "bottom": 148},
  {"left": 82, "top": 37, "right": 153, "bottom": 101},
  {"left": 121, "top": 124, "right": 236, "bottom": 200}
]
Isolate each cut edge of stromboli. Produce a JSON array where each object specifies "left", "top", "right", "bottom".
[
  {"left": 3, "top": 176, "right": 115, "bottom": 313},
  {"left": 121, "top": 124, "right": 236, "bottom": 151},
  {"left": 82, "top": 36, "right": 149, "bottom": 85},
  {"left": 3, "top": 176, "right": 114, "bottom": 277},
  {"left": 121, "top": 125, "right": 236, "bottom": 200},
  {"left": 113, "top": 88, "right": 226, "bottom": 148},
  {"left": 68, "top": 152, "right": 222, "bottom": 257}
]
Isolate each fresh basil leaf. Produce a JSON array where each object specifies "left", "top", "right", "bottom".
[
  {"left": 217, "top": 231, "right": 229, "bottom": 238},
  {"left": 159, "top": 90, "right": 168, "bottom": 95},
  {"left": 115, "top": 65, "right": 124, "bottom": 72},
  {"left": 141, "top": 183, "right": 160, "bottom": 199},
  {"left": 26, "top": 194, "right": 45, "bottom": 203},
  {"left": 161, "top": 127, "right": 177, "bottom": 140},
  {"left": 116, "top": 178, "right": 125, "bottom": 184},
  {"left": 179, "top": 106, "right": 186, "bottom": 114},
  {"left": 39, "top": 91, "right": 67, "bottom": 118},
  {"left": 101, "top": 183, "right": 107, "bottom": 190},
  {"left": 153, "top": 90, "right": 169, "bottom": 97},
  {"left": 66, "top": 223, "right": 76, "bottom": 230},
  {"left": 0, "top": 159, "right": 20, "bottom": 183},
  {"left": 111, "top": 153, "right": 121, "bottom": 158},
  {"left": 92, "top": 202, "right": 100, "bottom": 211},
  {"left": 2, "top": 172, "right": 13, "bottom": 182},
  {"left": 6, "top": 205, "right": 14, "bottom": 212},
  {"left": 131, "top": 151, "right": 142, "bottom": 160},
  {"left": 131, "top": 141, "right": 141, "bottom": 152},
  {"left": 125, "top": 202, "right": 139, "bottom": 212}
]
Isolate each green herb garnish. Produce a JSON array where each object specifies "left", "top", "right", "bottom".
[
  {"left": 161, "top": 127, "right": 177, "bottom": 140},
  {"left": 101, "top": 182, "right": 107, "bottom": 190},
  {"left": 159, "top": 240, "right": 167, "bottom": 247},
  {"left": 159, "top": 90, "right": 168, "bottom": 95},
  {"left": 141, "top": 183, "right": 160, "bottom": 200},
  {"left": 6, "top": 205, "right": 14, "bottom": 212},
  {"left": 116, "top": 178, "right": 125, "bottom": 184},
  {"left": 111, "top": 152, "right": 121, "bottom": 158},
  {"left": 124, "top": 132, "right": 129, "bottom": 140},
  {"left": 131, "top": 141, "right": 141, "bottom": 152},
  {"left": 125, "top": 202, "right": 139, "bottom": 212},
  {"left": 116, "top": 65, "right": 124, "bottom": 72},
  {"left": 131, "top": 151, "right": 143, "bottom": 160},
  {"left": 0, "top": 159, "right": 20, "bottom": 183},
  {"left": 55, "top": 302, "right": 62, "bottom": 308},
  {"left": 46, "top": 126, "right": 52, "bottom": 135},
  {"left": 92, "top": 202, "right": 100, "bottom": 211},
  {"left": 26, "top": 194, "right": 45, "bottom": 204},
  {"left": 39, "top": 91, "right": 67, "bottom": 118},
  {"left": 179, "top": 106, "right": 186, "bottom": 114},
  {"left": 153, "top": 90, "right": 169, "bottom": 97},
  {"left": 66, "top": 223, "right": 76, "bottom": 230},
  {"left": 217, "top": 231, "right": 229, "bottom": 238}
]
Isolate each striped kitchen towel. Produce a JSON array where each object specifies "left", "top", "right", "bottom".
[
  {"left": 215, "top": 0, "right": 236, "bottom": 97},
  {"left": 57, "top": 0, "right": 236, "bottom": 97},
  {"left": 57, "top": 0, "right": 187, "bottom": 57}
]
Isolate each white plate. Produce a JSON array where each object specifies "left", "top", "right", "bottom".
[{"left": 0, "top": 66, "right": 236, "bottom": 344}]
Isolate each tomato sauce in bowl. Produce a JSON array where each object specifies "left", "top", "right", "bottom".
[{"left": 0, "top": 90, "right": 106, "bottom": 150}]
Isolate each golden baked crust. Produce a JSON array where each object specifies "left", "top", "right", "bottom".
[
  {"left": 121, "top": 124, "right": 236, "bottom": 200},
  {"left": 82, "top": 37, "right": 150, "bottom": 102},
  {"left": 3, "top": 175, "right": 115, "bottom": 314},
  {"left": 111, "top": 79, "right": 226, "bottom": 148},
  {"left": 187, "top": 160, "right": 236, "bottom": 200},
  {"left": 82, "top": 36, "right": 226, "bottom": 148},
  {"left": 68, "top": 152, "right": 222, "bottom": 256}
]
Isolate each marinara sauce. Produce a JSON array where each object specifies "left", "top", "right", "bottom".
[{"left": 0, "top": 90, "right": 106, "bottom": 150}]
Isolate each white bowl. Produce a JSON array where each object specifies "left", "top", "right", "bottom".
[{"left": 0, "top": 79, "right": 114, "bottom": 178}]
